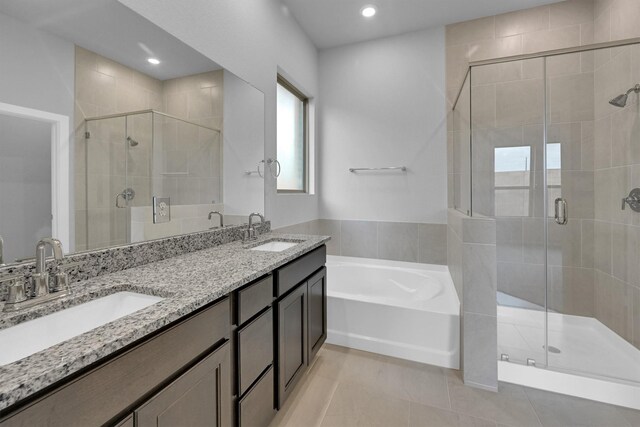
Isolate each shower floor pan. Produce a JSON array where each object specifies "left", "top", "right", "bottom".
[{"left": 498, "top": 305, "right": 640, "bottom": 409}]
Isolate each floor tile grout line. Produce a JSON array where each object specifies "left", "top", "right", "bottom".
[{"left": 523, "top": 386, "right": 545, "bottom": 427}]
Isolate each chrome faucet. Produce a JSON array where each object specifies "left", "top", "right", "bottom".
[
  {"left": 245, "top": 213, "right": 265, "bottom": 241},
  {"left": 33, "top": 238, "right": 64, "bottom": 298},
  {"left": 208, "top": 211, "right": 224, "bottom": 228},
  {"left": 2, "top": 238, "right": 70, "bottom": 312}
]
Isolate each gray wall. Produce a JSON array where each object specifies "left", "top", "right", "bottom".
[{"left": 0, "top": 116, "right": 52, "bottom": 262}]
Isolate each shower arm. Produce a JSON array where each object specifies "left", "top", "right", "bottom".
[{"left": 625, "top": 84, "right": 640, "bottom": 96}]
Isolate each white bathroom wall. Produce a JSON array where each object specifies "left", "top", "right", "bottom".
[
  {"left": 119, "top": 0, "right": 320, "bottom": 228},
  {"left": 318, "top": 26, "right": 448, "bottom": 224}
]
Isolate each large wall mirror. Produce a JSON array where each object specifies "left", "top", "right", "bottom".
[{"left": 0, "top": 0, "right": 265, "bottom": 264}]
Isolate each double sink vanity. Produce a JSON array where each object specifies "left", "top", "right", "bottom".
[{"left": 0, "top": 227, "right": 329, "bottom": 427}]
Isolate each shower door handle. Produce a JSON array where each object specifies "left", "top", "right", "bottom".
[{"left": 554, "top": 198, "right": 568, "bottom": 225}]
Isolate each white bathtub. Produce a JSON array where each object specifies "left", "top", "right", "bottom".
[{"left": 325, "top": 255, "right": 460, "bottom": 369}]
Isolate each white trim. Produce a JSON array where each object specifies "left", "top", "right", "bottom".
[
  {"left": 499, "top": 361, "right": 640, "bottom": 410},
  {"left": 0, "top": 102, "right": 71, "bottom": 253}
]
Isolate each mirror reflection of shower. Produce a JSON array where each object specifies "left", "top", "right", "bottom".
[{"left": 609, "top": 83, "right": 640, "bottom": 107}]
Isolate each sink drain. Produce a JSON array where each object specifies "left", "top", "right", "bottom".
[{"left": 543, "top": 345, "right": 561, "bottom": 354}]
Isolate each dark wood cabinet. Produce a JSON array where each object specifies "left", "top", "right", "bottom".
[
  {"left": 307, "top": 267, "right": 327, "bottom": 362},
  {"left": 274, "top": 246, "right": 327, "bottom": 410},
  {"left": 276, "top": 282, "right": 308, "bottom": 408},
  {"left": 0, "top": 245, "right": 327, "bottom": 427},
  {"left": 136, "top": 342, "right": 231, "bottom": 427}
]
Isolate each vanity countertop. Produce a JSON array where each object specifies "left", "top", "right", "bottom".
[{"left": 0, "top": 233, "right": 329, "bottom": 412}]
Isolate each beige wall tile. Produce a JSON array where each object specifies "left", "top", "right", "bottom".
[
  {"left": 550, "top": 0, "right": 595, "bottom": 29},
  {"left": 594, "top": 270, "right": 633, "bottom": 342},
  {"left": 378, "top": 222, "right": 419, "bottom": 263},
  {"left": 523, "top": 25, "right": 581, "bottom": 54},
  {"left": 496, "top": 218, "right": 523, "bottom": 263},
  {"left": 468, "top": 34, "right": 522, "bottom": 62},
  {"left": 341, "top": 220, "right": 378, "bottom": 259},
  {"left": 633, "top": 286, "right": 640, "bottom": 348},
  {"left": 446, "top": 16, "right": 495, "bottom": 46},
  {"left": 418, "top": 223, "right": 447, "bottom": 265},
  {"left": 549, "top": 266, "right": 595, "bottom": 316},
  {"left": 610, "top": 0, "right": 640, "bottom": 41},
  {"left": 495, "top": 79, "right": 544, "bottom": 128},
  {"left": 495, "top": 5, "right": 550, "bottom": 38}
]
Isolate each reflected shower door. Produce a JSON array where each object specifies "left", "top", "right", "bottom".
[
  {"left": 472, "top": 58, "right": 549, "bottom": 367},
  {"left": 84, "top": 116, "right": 127, "bottom": 250}
]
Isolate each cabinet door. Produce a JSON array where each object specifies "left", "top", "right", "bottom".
[
  {"left": 307, "top": 267, "right": 327, "bottom": 362},
  {"left": 276, "top": 283, "right": 308, "bottom": 408},
  {"left": 136, "top": 342, "right": 231, "bottom": 427}
]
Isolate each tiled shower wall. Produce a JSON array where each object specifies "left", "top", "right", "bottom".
[
  {"left": 591, "top": 1, "right": 640, "bottom": 349},
  {"left": 74, "top": 46, "right": 222, "bottom": 250},
  {"left": 275, "top": 219, "right": 447, "bottom": 265}
]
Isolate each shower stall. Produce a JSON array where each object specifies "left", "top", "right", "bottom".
[
  {"left": 452, "top": 39, "right": 640, "bottom": 408},
  {"left": 79, "top": 110, "right": 221, "bottom": 251}
]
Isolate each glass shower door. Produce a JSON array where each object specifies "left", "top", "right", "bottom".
[
  {"left": 84, "top": 116, "right": 127, "bottom": 250},
  {"left": 473, "top": 58, "right": 549, "bottom": 368},
  {"left": 545, "top": 47, "right": 640, "bottom": 384}
]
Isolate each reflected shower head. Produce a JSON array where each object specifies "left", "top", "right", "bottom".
[
  {"left": 609, "top": 84, "right": 640, "bottom": 107},
  {"left": 126, "top": 136, "right": 139, "bottom": 147}
]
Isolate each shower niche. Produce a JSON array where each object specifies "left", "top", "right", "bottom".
[{"left": 452, "top": 42, "right": 640, "bottom": 408}]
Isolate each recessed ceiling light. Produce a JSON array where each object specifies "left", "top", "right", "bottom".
[
  {"left": 361, "top": 5, "right": 376, "bottom": 18},
  {"left": 147, "top": 57, "right": 160, "bottom": 65}
]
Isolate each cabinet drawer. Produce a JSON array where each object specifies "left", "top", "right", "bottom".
[
  {"left": 136, "top": 342, "right": 231, "bottom": 427},
  {"left": 275, "top": 246, "right": 326, "bottom": 296},
  {"left": 238, "top": 366, "right": 275, "bottom": 427},
  {"left": 238, "top": 308, "right": 273, "bottom": 396},
  {"left": 237, "top": 275, "right": 273, "bottom": 325}
]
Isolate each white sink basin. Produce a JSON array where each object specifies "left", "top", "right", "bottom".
[
  {"left": 250, "top": 241, "right": 298, "bottom": 252},
  {"left": 0, "top": 291, "right": 164, "bottom": 366}
]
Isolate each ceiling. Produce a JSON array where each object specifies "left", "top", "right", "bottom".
[
  {"left": 281, "top": 0, "right": 562, "bottom": 49},
  {"left": 0, "top": 0, "right": 221, "bottom": 80}
]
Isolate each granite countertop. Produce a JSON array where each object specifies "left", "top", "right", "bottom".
[{"left": 0, "top": 233, "right": 329, "bottom": 412}]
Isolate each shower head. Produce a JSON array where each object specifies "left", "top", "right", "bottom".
[
  {"left": 609, "top": 84, "right": 640, "bottom": 107},
  {"left": 610, "top": 93, "right": 629, "bottom": 108},
  {"left": 126, "top": 136, "right": 139, "bottom": 147}
]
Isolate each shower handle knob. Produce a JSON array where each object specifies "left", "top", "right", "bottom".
[{"left": 622, "top": 188, "right": 640, "bottom": 212}]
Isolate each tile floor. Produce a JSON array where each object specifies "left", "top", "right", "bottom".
[{"left": 270, "top": 344, "right": 640, "bottom": 427}]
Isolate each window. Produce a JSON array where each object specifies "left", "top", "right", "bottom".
[
  {"left": 277, "top": 76, "right": 308, "bottom": 193},
  {"left": 494, "top": 143, "right": 561, "bottom": 217}
]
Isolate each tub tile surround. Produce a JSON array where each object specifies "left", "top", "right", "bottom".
[
  {"left": 448, "top": 209, "right": 498, "bottom": 391},
  {"left": 0, "top": 231, "right": 329, "bottom": 411},
  {"left": 275, "top": 219, "right": 447, "bottom": 265},
  {"left": 0, "top": 222, "right": 270, "bottom": 302}
]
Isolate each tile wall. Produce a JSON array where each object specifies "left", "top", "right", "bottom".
[
  {"left": 591, "top": 0, "right": 640, "bottom": 348},
  {"left": 275, "top": 219, "right": 447, "bottom": 265},
  {"left": 447, "top": 209, "right": 498, "bottom": 390},
  {"left": 74, "top": 46, "right": 223, "bottom": 251},
  {"left": 447, "top": 0, "right": 640, "bottom": 377}
]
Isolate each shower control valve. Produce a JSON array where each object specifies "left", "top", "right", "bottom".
[{"left": 621, "top": 188, "right": 640, "bottom": 212}]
